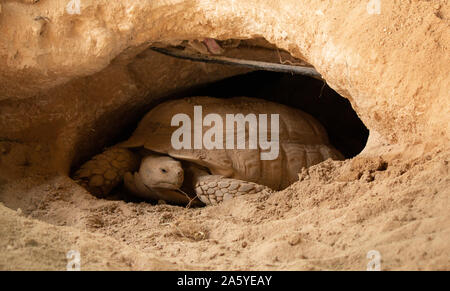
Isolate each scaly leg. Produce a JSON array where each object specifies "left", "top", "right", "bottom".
[
  {"left": 73, "top": 148, "right": 139, "bottom": 198},
  {"left": 193, "top": 175, "right": 273, "bottom": 205}
]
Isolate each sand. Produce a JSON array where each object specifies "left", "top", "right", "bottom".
[{"left": 1, "top": 146, "right": 448, "bottom": 270}]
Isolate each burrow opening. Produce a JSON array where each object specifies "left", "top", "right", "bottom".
[
  {"left": 176, "top": 71, "right": 369, "bottom": 159},
  {"left": 71, "top": 68, "right": 368, "bottom": 204}
]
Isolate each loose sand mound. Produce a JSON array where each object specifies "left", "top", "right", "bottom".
[
  {"left": 0, "top": 0, "right": 449, "bottom": 270},
  {"left": 0, "top": 149, "right": 448, "bottom": 270}
]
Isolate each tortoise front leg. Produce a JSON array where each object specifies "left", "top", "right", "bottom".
[
  {"left": 193, "top": 175, "right": 273, "bottom": 205},
  {"left": 73, "top": 148, "right": 139, "bottom": 198}
]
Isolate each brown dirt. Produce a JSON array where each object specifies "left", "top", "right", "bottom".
[{"left": 0, "top": 146, "right": 448, "bottom": 270}]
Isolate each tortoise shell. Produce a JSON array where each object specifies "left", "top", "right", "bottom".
[{"left": 119, "top": 96, "right": 342, "bottom": 190}]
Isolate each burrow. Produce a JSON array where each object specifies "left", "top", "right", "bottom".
[{"left": 66, "top": 39, "right": 369, "bottom": 204}]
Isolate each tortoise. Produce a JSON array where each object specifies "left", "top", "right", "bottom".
[{"left": 73, "top": 96, "right": 343, "bottom": 206}]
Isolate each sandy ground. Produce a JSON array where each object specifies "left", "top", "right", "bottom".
[{"left": 1, "top": 145, "right": 448, "bottom": 270}]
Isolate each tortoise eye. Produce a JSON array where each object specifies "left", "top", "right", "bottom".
[{"left": 160, "top": 168, "right": 167, "bottom": 173}]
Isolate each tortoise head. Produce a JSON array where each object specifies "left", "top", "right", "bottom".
[{"left": 138, "top": 155, "right": 184, "bottom": 190}]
